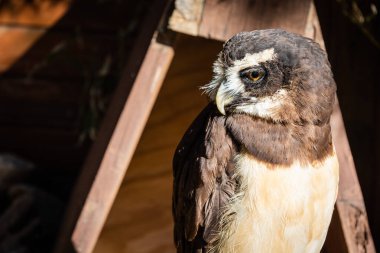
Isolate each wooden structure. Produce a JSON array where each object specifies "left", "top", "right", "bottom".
[{"left": 50, "top": 0, "right": 376, "bottom": 253}]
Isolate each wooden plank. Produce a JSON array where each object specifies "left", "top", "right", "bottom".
[
  {"left": 169, "top": 0, "right": 312, "bottom": 41},
  {"left": 199, "top": 0, "right": 312, "bottom": 40},
  {"left": 72, "top": 38, "right": 174, "bottom": 253},
  {"left": 303, "top": 3, "right": 376, "bottom": 253},
  {"left": 93, "top": 34, "right": 219, "bottom": 253},
  {"left": 53, "top": 1, "right": 171, "bottom": 252},
  {"left": 330, "top": 101, "right": 376, "bottom": 253},
  {"left": 314, "top": 1, "right": 380, "bottom": 247},
  {"left": 169, "top": 0, "right": 205, "bottom": 36}
]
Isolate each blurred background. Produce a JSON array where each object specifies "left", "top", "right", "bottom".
[{"left": 0, "top": 0, "right": 379, "bottom": 252}]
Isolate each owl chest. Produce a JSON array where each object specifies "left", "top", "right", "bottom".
[{"left": 214, "top": 154, "right": 339, "bottom": 253}]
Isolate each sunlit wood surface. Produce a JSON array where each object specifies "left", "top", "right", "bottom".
[{"left": 93, "top": 35, "right": 222, "bottom": 253}]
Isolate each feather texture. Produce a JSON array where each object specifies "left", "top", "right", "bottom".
[
  {"left": 172, "top": 103, "right": 336, "bottom": 253},
  {"left": 173, "top": 103, "right": 237, "bottom": 253}
]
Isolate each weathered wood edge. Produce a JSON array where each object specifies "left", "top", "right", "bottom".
[
  {"left": 304, "top": 2, "right": 376, "bottom": 253},
  {"left": 52, "top": 1, "right": 170, "bottom": 252},
  {"left": 168, "top": 0, "right": 205, "bottom": 36},
  {"left": 72, "top": 37, "right": 174, "bottom": 253},
  {"left": 330, "top": 100, "right": 376, "bottom": 253},
  {"left": 169, "top": 0, "right": 313, "bottom": 41}
]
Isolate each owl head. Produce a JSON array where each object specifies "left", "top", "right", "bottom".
[{"left": 202, "top": 29, "right": 336, "bottom": 125}]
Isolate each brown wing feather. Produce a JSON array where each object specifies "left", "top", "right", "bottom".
[{"left": 173, "top": 103, "right": 237, "bottom": 253}]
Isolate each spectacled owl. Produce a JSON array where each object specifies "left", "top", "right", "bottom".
[{"left": 173, "top": 29, "right": 339, "bottom": 253}]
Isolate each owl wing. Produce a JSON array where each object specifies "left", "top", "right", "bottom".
[{"left": 173, "top": 103, "right": 237, "bottom": 253}]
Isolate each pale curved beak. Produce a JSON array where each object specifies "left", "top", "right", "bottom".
[
  {"left": 215, "top": 84, "right": 233, "bottom": 115},
  {"left": 216, "top": 88, "right": 226, "bottom": 115}
]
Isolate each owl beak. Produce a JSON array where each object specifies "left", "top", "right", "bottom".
[
  {"left": 216, "top": 91, "right": 226, "bottom": 115},
  {"left": 215, "top": 84, "right": 233, "bottom": 115}
]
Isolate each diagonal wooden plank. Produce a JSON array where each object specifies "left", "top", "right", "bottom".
[
  {"left": 169, "top": 0, "right": 312, "bottom": 41},
  {"left": 304, "top": 3, "right": 376, "bottom": 252},
  {"left": 71, "top": 38, "right": 174, "bottom": 253},
  {"left": 52, "top": 1, "right": 171, "bottom": 252},
  {"left": 330, "top": 99, "right": 377, "bottom": 253},
  {"left": 199, "top": 0, "right": 312, "bottom": 40}
]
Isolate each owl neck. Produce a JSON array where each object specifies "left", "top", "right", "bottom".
[{"left": 225, "top": 113, "right": 333, "bottom": 166}]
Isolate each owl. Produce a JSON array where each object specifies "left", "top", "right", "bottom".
[{"left": 173, "top": 29, "right": 339, "bottom": 253}]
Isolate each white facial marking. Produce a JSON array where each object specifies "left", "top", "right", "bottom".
[
  {"left": 232, "top": 48, "right": 276, "bottom": 69},
  {"left": 235, "top": 89, "right": 288, "bottom": 120},
  {"left": 224, "top": 48, "right": 276, "bottom": 95},
  {"left": 202, "top": 48, "right": 277, "bottom": 103}
]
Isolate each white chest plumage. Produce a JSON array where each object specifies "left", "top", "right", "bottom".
[{"left": 212, "top": 151, "right": 339, "bottom": 253}]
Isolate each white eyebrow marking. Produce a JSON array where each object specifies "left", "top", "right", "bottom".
[{"left": 232, "top": 48, "right": 276, "bottom": 69}]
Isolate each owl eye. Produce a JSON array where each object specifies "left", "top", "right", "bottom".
[{"left": 240, "top": 67, "right": 266, "bottom": 83}]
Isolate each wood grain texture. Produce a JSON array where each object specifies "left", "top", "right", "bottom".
[
  {"left": 303, "top": 3, "right": 376, "bottom": 253},
  {"left": 93, "top": 35, "right": 221, "bottom": 253},
  {"left": 53, "top": 1, "right": 169, "bottom": 252},
  {"left": 330, "top": 100, "right": 376, "bottom": 253},
  {"left": 169, "top": 0, "right": 204, "bottom": 36},
  {"left": 71, "top": 39, "right": 174, "bottom": 253},
  {"left": 170, "top": 0, "right": 313, "bottom": 41},
  {"left": 315, "top": 0, "right": 380, "bottom": 247}
]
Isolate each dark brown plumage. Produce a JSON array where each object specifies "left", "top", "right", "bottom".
[{"left": 172, "top": 29, "right": 338, "bottom": 253}]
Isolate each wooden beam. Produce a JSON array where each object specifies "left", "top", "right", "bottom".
[
  {"left": 330, "top": 100, "right": 376, "bottom": 253},
  {"left": 169, "top": 0, "right": 312, "bottom": 41},
  {"left": 72, "top": 37, "right": 174, "bottom": 253},
  {"left": 92, "top": 34, "right": 219, "bottom": 253},
  {"left": 304, "top": 3, "right": 376, "bottom": 252},
  {"left": 169, "top": 0, "right": 204, "bottom": 36},
  {"left": 52, "top": 1, "right": 171, "bottom": 252}
]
